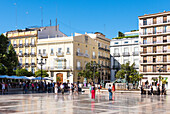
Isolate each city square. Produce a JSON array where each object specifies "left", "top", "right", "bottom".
[{"left": 0, "top": 93, "right": 169, "bottom": 114}]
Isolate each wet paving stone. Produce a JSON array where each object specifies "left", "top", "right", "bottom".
[{"left": 0, "top": 93, "right": 170, "bottom": 113}]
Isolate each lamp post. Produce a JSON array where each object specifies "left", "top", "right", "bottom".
[{"left": 37, "top": 55, "right": 46, "bottom": 82}]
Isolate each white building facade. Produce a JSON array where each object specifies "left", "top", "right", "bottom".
[{"left": 110, "top": 31, "right": 140, "bottom": 81}]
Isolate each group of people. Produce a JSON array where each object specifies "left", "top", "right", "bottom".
[
  {"left": 89, "top": 82, "right": 115, "bottom": 100},
  {"left": 141, "top": 85, "right": 166, "bottom": 95}
]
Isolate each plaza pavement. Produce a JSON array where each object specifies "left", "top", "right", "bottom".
[{"left": 0, "top": 92, "right": 169, "bottom": 114}]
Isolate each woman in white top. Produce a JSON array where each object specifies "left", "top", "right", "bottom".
[{"left": 54, "top": 83, "right": 58, "bottom": 94}]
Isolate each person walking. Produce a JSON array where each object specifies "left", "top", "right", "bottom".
[
  {"left": 60, "top": 83, "right": 64, "bottom": 95},
  {"left": 150, "top": 86, "right": 153, "bottom": 96},
  {"left": 89, "top": 83, "right": 92, "bottom": 98},
  {"left": 108, "top": 84, "right": 112, "bottom": 100},
  {"left": 32, "top": 83, "right": 35, "bottom": 91},
  {"left": 2, "top": 82, "right": 5, "bottom": 94},
  {"left": 157, "top": 86, "right": 160, "bottom": 95},
  {"left": 91, "top": 82, "right": 95, "bottom": 99},
  {"left": 54, "top": 83, "right": 58, "bottom": 95}
]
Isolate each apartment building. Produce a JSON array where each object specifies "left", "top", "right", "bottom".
[
  {"left": 86, "top": 32, "right": 111, "bottom": 82},
  {"left": 110, "top": 31, "right": 140, "bottom": 81},
  {"left": 7, "top": 26, "right": 66, "bottom": 73},
  {"left": 37, "top": 33, "right": 98, "bottom": 83},
  {"left": 139, "top": 11, "right": 170, "bottom": 89}
]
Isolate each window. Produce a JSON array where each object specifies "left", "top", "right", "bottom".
[
  {"left": 153, "top": 17, "right": 156, "bottom": 24},
  {"left": 153, "top": 56, "right": 156, "bottom": 63},
  {"left": 163, "top": 26, "right": 167, "bottom": 33},
  {"left": 98, "top": 60, "right": 100, "bottom": 64},
  {"left": 163, "top": 55, "right": 167, "bottom": 62},
  {"left": 31, "top": 58, "right": 35, "bottom": 63},
  {"left": 19, "top": 50, "right": 22, "bottom": 54},
  {"left": 105, "top": 45, "right": 107, "bottom": 49},
  {"left": 114, "top": 48, "right": 119, "bottom": 54},
  {"left": 153, "top": 65, "right": 156, "bottom": 72},
  {"left": 58, "top": 48, "right": 62, "bottom": 53},
  {"left": 144, "top": 28, "right": 147, "bottom": 35},
  {"left": 31, "top": 48, "right": 35, "bottom": 54},
  {"left": 98, "top": 43, "right": 100, "bottom": 47},
  {"left": 85, "top": 50, "right": 88, "bottom": 54},
  {"left": 124, "top": 59, "right": 128, "bottom": 64},
  {"left": 124, "top": 48, "right": 129, "bottom": 52},
  {"left": 67, "top": 48, "right": 70, "bottom": 53},
  {"left": 124, "top": 41, "right": 128, "bottom": 44},
  {"left": 77, "top": 48, "right": 80, "bottom": 53},
  {"left": 93, "top": 52, "right": 95, "bottom": 56},
  {"left": 39, "top": 49, "right": 41, "bottom": 54},
  {"left": 43, "top": 49, "right": 46, "bottom": 54},
  {"left": 143, "top": 38, "right": 147, "bottom": 44},
  {"left": 25, "top": 49, "right": 28, "bottom": 54},
  {"left": 51, "top": 48, "right": 53, "bottom": 54},
  {"left": 98, "top": 52, "right": 100, "bottom": 56},
  {"left": 19, "top": 58, "right": 22, "bottom": 64},
  {"left": 31, "top": 39, "right": 35, "bottom": 45},
  {"left": 13, "top": 40, "right": 16, "bottom": 44},
  {"left": 25, "top": 39, "right": 28, "bottom": 45},
  {"left": 143, "top": 66, "right": 147, "bottom": 72},
  {"left": 153, "top": 27, "right": 156, "bottom": 34},
  {"left": 134, "top": 59, "right": 138, "bottom": 66},
  {"left": 163, "top": 16, "right": 167, "bottom": 23},
  {"left": 58, "top": 60, "right": 62, "bottom": 69},
  {"left": 114, "top": 42, "right": 118, "bottom": 44},
  {"left": 163, "top": 65, "right": 167, "bottom": 72},
  {"left": 51, "top": 72, "right": 54, "bottom": 77},
  {"left": 25, "top": 58, "right": 28, "bottom": 64},
  {"left": 134, "top": 41, "right": 138, "bottom": 43},
  {"left": 163, "top": 46, "right": 167, "bottom": 52},
  {"left": 77, "top": 61, "right": 80, "bottom": 67},
  {"left": 143, "top": 56, "right": 147, "bottom": 63},
  {"left": 19, "top": 40, "right": 22, "bottom": 44},
  {"left": 153, "top": 46, "right": 156, "bottom": 53},
  {"left": 153, "top": 37, "right": 156, "bottom": 43},
  {"left": 31, "top": 68, "right": 35, "bottom": 74},
  {"left": 143, "top": 19, "right": 147, "bottom": 25},
  {"left": 134, "top": 47, "right": 138, "bottom": 52}
]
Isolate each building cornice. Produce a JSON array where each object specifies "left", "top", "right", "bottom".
[{"left": 138, "top": 11, "right": 170, "bottom": 19}]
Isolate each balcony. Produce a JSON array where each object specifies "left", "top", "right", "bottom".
[
  {"left": 42, "top": 53, "right": 48, "bottom": 58},
  {"left": 24, "top": 53, "right": 29, "bottom": 57},
  {"left": 105, "top": 48, "right": 110, "bottom": 52},
  {"left": 92, "top": 55, "right": 96, "bottom": 59},
  {"left": 98, "top": 47, "right": 105, "bottom": 50},
  {"left": 66, "top": 52, "right": 71, "bottom": 55},
  {"left": 76, "top": 67, "right": 82, "bottom": 70},
  {"left": 30, "top": 43, "right": 36, "bottom": 47},
  {"left": 76, "top": 52, "right": 84, "bottom": 57},
  {"left": 25, "top": 43, "right": 29, "bottom": 47},
  {"left": 19, "top": 44, "right": 23, "bottom": 48},
  {"left": 98, "top": 55, "right": 105, "bottom": 59},
  {"left": 18, "top": 53, "right": 23, "bottom": 57},
  {"left": 25, "top": 63, "right": 29, "bottom": 67},
  {"left": 84, "top": 54, "right": 89, "bottom": 58},
  {"left": 30, "top": 52, "right": 36, "bottom": 56},
  {"left": 113, "top": 53, "right": 120, "bottom": 57},
  {"left": 122, "top": 52, "right": 130, "bottom": 56},
  {"left": 31, "top": 63, "right": 36, "bottom": 66},
  {"left": 55, "top": 66, "right": 66, "bottom": 69},
  {"left": 133, "top": 52, "right": 139, "bottom": 56},
  {"left": 56, "top": 52, "right": 64, "bottom": 57},
  {"left": 13, "top": 44, "right": 18, "bottom": 48}
]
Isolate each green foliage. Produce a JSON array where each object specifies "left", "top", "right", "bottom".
[
  {"left": 4, "top": 44, "right": 18, "bottom": 75},
  {"left": 56, "top": 76, "right": 61, "bottom": 82},
  {"left": 161, "top": 78, "right": 168, "bottom": 85},
  {"left": 0, "top": 63, "right": 7, "bottom": 75},
  {"left": 78, "top": 61, "right": 101, "bottom": 81},
  {"left": 112, "top": 35, "right": 139, "bottom": 39},
  {"left": 35, "top": 70, "right": 49, "bottom": 77},
  {"left": 115, "top": 62, "right": 143, "bottom": 83},
  {"left": 0, "top": 34, "right": 9, "bottom": 64},
  {"left": 16, "top": 68, "right": 33, "bottom": 77},
  {"left": 118, "top": 31, "right": 124, "bottom": 37}
]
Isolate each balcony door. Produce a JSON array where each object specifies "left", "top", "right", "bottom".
[{"left": 58, "top": 60, "right": 62, "bottom": 69}]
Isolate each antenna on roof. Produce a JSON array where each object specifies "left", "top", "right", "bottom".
[
  {"left": 50, "top": 19, "right": 51, "bottom": 26},
  {"left": 40, "top": 7, "right": 43, "bottom": 27},
  {"left": 14, "top": 3, "right": 17, "bottom": 29},
  {"left": 56, "top": 18, "right": 58, "bottom": 31}
]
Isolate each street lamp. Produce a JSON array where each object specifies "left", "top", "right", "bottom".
[{"left": 37, "top": 55, "right": 47, "bottom": 82}]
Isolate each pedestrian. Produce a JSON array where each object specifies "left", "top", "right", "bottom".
[
  {"left": 157, "top": 86, "right": 160, "bottom": 95},
  {"left": 112, "top": 83, "right": 115, "bottom": 92},
  {"left": 91, "top": 82, "right": 95, "bottom": 99},
  {"left": 150, "top": 86, "right": 153, "bottom": 96},
  {"left": 141, "top": 85, "right": 143, "bottom": 95},
  {"left": 108, "top": 84, "right": 112, "bottom": 100},
  {"left": 75, "top": 84, "right": 78, "bottom": 95},
  {"left": 54, "top": 83, "right": 58, "bottom": 95},
  {"left": 98, "top": 84, "right": 101, "bottom": 94},
  {"left": 162, "top": 86, "right": 165, "bottom": 95},
  {"left": 32, "top": 83, "right": 35, "bottom": 91},
  {"left": 2, "top": 82, "right": 5, "bottom": 94},
  {"left": 60, "top": 83, "right": 64, "bottom": 95},
  {"left": 89, "top": 82, "right": 92, "bottom": 98}
]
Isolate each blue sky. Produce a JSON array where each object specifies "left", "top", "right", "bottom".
[{"left": 1, "top": 0, "right": 170, "bottom": 39}]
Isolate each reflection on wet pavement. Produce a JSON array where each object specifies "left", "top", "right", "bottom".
[{"left": 0, "top": 93, "right": 169, "bottom": 114}]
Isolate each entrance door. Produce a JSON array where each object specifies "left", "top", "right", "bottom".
[{"left": 56, "top": 73, "right": 63, "bottom": 83}]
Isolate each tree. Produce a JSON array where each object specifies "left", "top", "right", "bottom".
[
  {"left": 116, "top": 62, "right": 142, "bottom": 85},
  {"left": 0, "top": 34, "right": 9, "bottom": 64},
  {"left": 78, "top": 61, "right": 100, "bottom": 82},
  {"left": 35, "top": 70, "right": 49, "bottom": 77},
  {"left": 118, "top": 31, "right": 124, "bottom": 37},
  {"left": 0, "top": 63, "right": 7, "bottom": 75},
  {"left": 16, "top": 68, "right": 33, "bottom": 77},
  {"left": 4, "top": 44, "right": 18, "bottom": 75}
]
